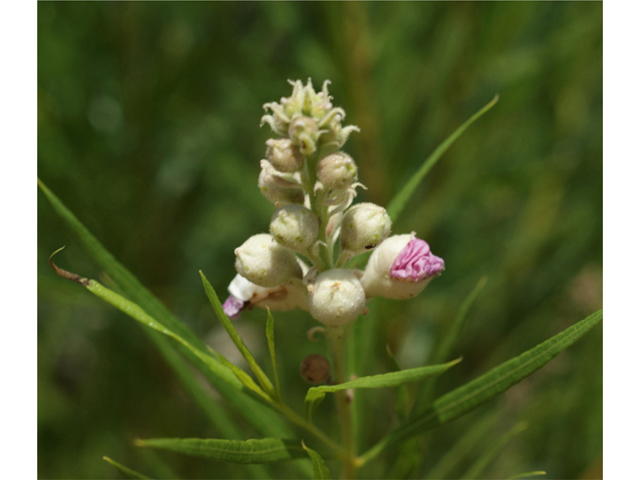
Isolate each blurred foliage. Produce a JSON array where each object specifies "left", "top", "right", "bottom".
[{"left": 38, "top": 2, "right": 602, "bottom": 479}]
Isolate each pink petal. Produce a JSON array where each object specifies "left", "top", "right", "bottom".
[
  {"left": 222, "top": 294, "right": 247, "bottom": 320},
  {"left": 390, "top": 238, "right": 444, "bottom": 282}
]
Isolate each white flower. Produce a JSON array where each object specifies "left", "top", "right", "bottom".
[
  {"left": 340, "top": 203, "right": 392, "bottom": 256},
  {"left": 308, "top": 268, "right": 365, "bottom": 325},
  {"left": 317, "top": 152, "right": 357, "bottom": 191},
  {"left": 266, "top": 138, "right": 304, "bottom": 173},
  {"left": 234, "top": 234, "right": 303, "bottom": 287},
  {"left": 270, "top": 205, "right": 319, "bottom": 254},
  {"left": 223, "top": 273, "right": 309, "bottom": 319},
  {"left": 360, "top": 234, "right": 444, "bottom": 300}
]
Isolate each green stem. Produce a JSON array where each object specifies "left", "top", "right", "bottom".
[{"left": 327, "top": 325, "right": 357, "bottom": 478}]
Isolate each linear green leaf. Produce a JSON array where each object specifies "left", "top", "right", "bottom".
[
  {"left": 386, "top": 345, "right": 410, "bottom": 421},
  {"left": 102, "top": 456, "right": 150, "bottom": 479},
  {"left": 460, "top": 421, "right": 528, "bottom": 479},
  {"left": 214, "top": 350, "right": 272, "bottom": 403},
  {"left": 508, "top": 471, "right": 547, "bottom": 479},
  {"left": 135, "top": 438, "right": 308, "bottom": 464},
  {"left": 305, "top": 358, "right": 461, "bottom": 420},
  {"left": 386, "top": 95, "right": 499, "bottom": 222},
  {"left": 39, "top": 180, "right": 294, "bottom": 440},
  {"left": 84, "top": 280, "right": 276, "bottom": 407},
  {"left": 414, "top": 276, "right": 488, "bottom": 412},
  {"left": 358, "top": 309, "right": 603, "bottom": 465},
  {"left": 266, "top": 308, "right": 282, "bottom": 400},
  {"left": 302, "top": 441, "right": 331, "bottom": 479},
  {"left": 200, "top": 271, "right": 275, "bottom": 397}
]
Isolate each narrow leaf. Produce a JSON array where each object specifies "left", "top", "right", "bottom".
[
  {"left": 135, "top": 438, "right": 308, "bottom": 464},
  {"left": 85, "top": 279, "right": 275, "bottom": 410},
  {"left": 266, "top": 308, "right": 282, "bottom": 400},
  {"left": 102, "top": 456, "right": 150, "bottom": 479},
  {"left": 386, "top": 345, "right": 410, "bottom": 421},
  {"left": 302, "top": 441, "right": 331, "bottom": 479},
  {"left": 305, "top": 358, "right": 461, "bottom": 420},
  {"left": 358, "top": 310, "right": 603, "bottom": 465},
  {"left": 215, "top": 351, "right": 272, "bottom": 403},
  {"left": 386, "top": 95, "right": 499, "bottom": 221},
  {"left": 414, "top": 276, "right": 488, "bottom": 412},
  {"left": 39, "top": 180, "right": 293, "bottom": 440},
  {"left": 508, "top": 471, "right": 546, "bottom": 479},
  {"left": 460, "top": 421, "right": 528, "bottom": 479},
  {"left": 200, "top": 271, "right": 276, "bottom": 398}
]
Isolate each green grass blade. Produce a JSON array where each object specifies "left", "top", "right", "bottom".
[
  {"left": 200, "top": 271, "right": 276, "bottom": 398},
  {"left": 413, "top": 276, "right": 488, "bottom": 413},
  {"left": 135, "top": 438, "right": 308, "bottom": 464},
  {"left": 508, "top": 471, "right": 547, "bottom": 479},
  {"left": 266, "top": 308, "right": 283, "bottom": 400},
  {"left": 305, "top": 358, "right": 461, "bottom": 420},
  {"left": 459, "top": 421, "right": 528, "bottom": 479},
  {"left": 39, "top": 180, "right": 294, "bottom": 439},
  {"left": 102, "top": 456, "right": 151, "bottom": 479},
  {"left": 386, "top": 95, "right": 499, "bottom": 222},
  {"left": 358, "top": 309, "right": 603, "bottom": 465},
  {"left": 302, "top": 441, "right": 332, "bottom": 479}
]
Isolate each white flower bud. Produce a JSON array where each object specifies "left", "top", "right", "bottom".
[
  {"left": 340, "top": 203, "right": 392, "bottom": 256},
  {"left": 360, "top": 234, "right": 444, "bottom": 300},
  {"left": 308, "top": 269, "right": 365, "bottom": 326},
  {"left": 317, "top": 152, "right": 357, "bottom": 191},
  {"left": 266, "top": 138, "right": 304, "bottom": 173},
  {"left": 270, "top": 205, "right": 319, "bottom": 254},
  {"left": 258, "top": 163, "right": 304, "bottom": 205},
  {"left": 235, "top": 234, "right": 303, "bottom": 287},
  {"left": 288, "top": 116, "right": 319, "bottom": 155}
]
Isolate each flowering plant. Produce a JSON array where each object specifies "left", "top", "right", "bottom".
[{"left": 40, "top": 80, "right": 602, "bottom": 480}]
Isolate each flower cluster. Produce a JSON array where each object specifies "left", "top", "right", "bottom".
[{"left": 223, "top": 80, "right": 444, "bottom": 326}]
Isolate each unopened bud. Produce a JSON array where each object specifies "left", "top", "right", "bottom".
[
  {"left": 258, "top": 164, "right": 304, "bottom": 205},
  {"left": 340, "top": 203, "right": 392, "bottom": 256},
  {"left": 266, "top": 138, "right": 304, "bottom": 173},
  {"left": 317, "top": 152, "right": 357, "bottom": 191},
  {"left": 270, "top": 205, "right": 319, "bottom": 254},
  {"left": 235, "top": 234, "right": 303, "bottom": 287},
  {"left": 300, "top": 354, "right": 331, "bottom": 384},
  {"left": 288, "top": 116, "right": 318, "bottom": 155},
  {"left": 308, "top": 269, "right": 365, "bottom": 326},
  {"left": 360, "top": 234, "right": 444, "bottom": 300}
]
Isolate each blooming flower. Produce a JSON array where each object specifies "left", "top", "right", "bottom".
[
  {"left": 390, "top": 238, "right": 444, "bottom": 281},
  {"left": 360, "top": 233, "right": 444, "bottom": 300},
  {"left": 222, "top": 273, "right": 309, "bottom": 319}
]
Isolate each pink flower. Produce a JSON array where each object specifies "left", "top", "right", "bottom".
[
  {"left": 390, "top": 238, "right": 444, "bottom": 281},
  {"left": 360, "top": 234, "right": 444, "bottom": 300}
]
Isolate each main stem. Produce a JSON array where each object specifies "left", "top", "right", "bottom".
[{"left": 327, "top": 325, "right": 356, "bottom": 479}]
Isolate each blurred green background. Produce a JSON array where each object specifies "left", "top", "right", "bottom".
[{"left": 38, "top": 2, "right": 602, "bottom": 479}]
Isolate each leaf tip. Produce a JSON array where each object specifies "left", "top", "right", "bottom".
[{"left": 49, "top": 246, "right": 90, "bottom": 286}]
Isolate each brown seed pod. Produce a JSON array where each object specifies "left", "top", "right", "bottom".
[{"left": 300, "top": 354, "right": 331, "bottom": 384}]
